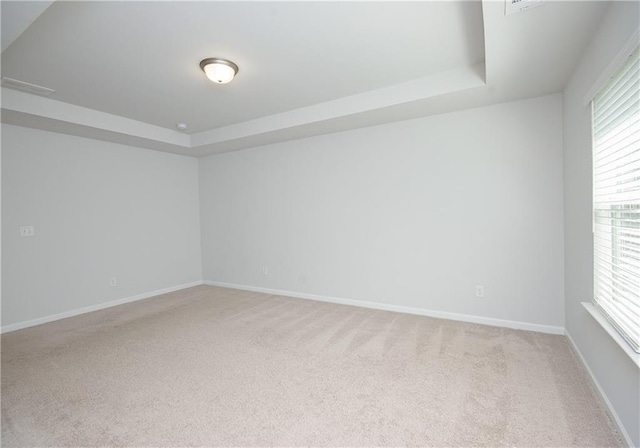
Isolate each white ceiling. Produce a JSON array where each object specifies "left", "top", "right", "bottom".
[
  {"left": 1, "top": 1, "right": 608, "bottom": 157},
  {"left": 0, "top": 0, "right": 52, "bottom": 52}
]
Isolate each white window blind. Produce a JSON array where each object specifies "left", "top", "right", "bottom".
[{"left": 593, "top": 45, "right": 640, "bottom": 354}]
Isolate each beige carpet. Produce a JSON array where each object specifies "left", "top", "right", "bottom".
[{"left": 1, "top": 285, "right": 621, "bottom": 447}]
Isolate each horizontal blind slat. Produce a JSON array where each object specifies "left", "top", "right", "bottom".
[
  {"left": 593, "top": 255, "right": 640, "bottom": 283},
  {"left": 593, "top": 115, "right": 640, "bottom": 156},
  {"left": 595, "top": 75, "right": 640, "bottom": 119},
  {"left": 593, "top": 134, "right": 640, "bottom": 168},
  {"left": 595, "top": 101, "right": 639, "bottom": 135},
  {"left": 595, "top": 58, "right": 640, "bottom": 109},
  {"left": 594, "top": 75, "right": 640, "bottom": 122},
  {"left": 593, "top": 264, "right": 640, "bottom": 293},
  {"left": 594, "top": 275, "right": 640, "bottom": 314},
  {"left": 594, "top": 98, "right": 639, "bottom": 139},
  {"left": 594, "top": 298, "right": 640, "bottom": 341}
]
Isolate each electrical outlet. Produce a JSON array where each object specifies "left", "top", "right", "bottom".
[
  {"left": 262, "top": 266, "right": 269, "bottom": 276},
  {"left": 19, "top": 226, "right": 35, "bottom": 237},
  {"left": 475, "top": 286, "right": 485, "bottom": 298},
  {"left": 110, "top": 277, "right": 118, "bottom": 287}
]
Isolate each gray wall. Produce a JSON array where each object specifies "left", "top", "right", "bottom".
[
  {"left": 563, "top": 2, "right": 640, "bottom": 445},
  {"left": 1, "top": 124, "right": 203, "bottom": 327},
  {"left": 199, "top": 94, "right": 565, "bottom": 329}
]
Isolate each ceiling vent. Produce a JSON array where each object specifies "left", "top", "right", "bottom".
[
  {"left": 1, "top": 77, "right": 55, "bottom": 96},
  {"left": 505, "top": 0, "right": 543, "bottom": 15}
]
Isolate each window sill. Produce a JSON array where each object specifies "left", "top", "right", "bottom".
[{"left": 581, "top": 302, "right": 640, "bottom": 369}]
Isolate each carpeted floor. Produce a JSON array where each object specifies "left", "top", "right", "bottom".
[{"left": 1, "top": 285, "right": 621, "bottom": 447}]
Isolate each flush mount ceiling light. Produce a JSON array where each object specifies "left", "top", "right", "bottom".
[{"left": 199, "top": 58, "right": 239, "bottom": 84}]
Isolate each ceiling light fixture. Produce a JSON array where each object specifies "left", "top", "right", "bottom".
[{"left": 199, "top": 58, "right": 239, "bottom": 84}]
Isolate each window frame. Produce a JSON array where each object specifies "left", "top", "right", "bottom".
[{"left": 585, "top": 33, "right": 640, "bottom": 364}]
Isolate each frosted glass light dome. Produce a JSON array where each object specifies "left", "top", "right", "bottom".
[{"left": 200, "top": 58, "right": 239, "bottom": 84}]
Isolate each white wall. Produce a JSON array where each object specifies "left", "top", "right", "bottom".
[
  {"left": 1, "top": 124, "right": 202, "bottom": 328},
  {"left": 199, "top": 94, "right": 565, "bottom": 329},
  {"left": 563, "top": 2, "right": 640, "bottom": 446}
]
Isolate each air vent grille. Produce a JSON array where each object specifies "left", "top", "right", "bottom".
[{"left": 505, "top": 0, "right": 543, "bottom": 16}]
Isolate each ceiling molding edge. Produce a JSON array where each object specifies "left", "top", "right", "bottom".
[
  {"left": 1, "top": 63, "right": 486, "bottom": 156},
  {"left": 190, "top": 64, "right": 485, "bottom": 148},
  {"left": 1, "top": 88, "right": 190, "bottom": 147}
]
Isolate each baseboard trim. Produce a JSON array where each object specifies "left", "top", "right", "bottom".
[
  {"left": 1, "top": 280, "right": 204, "bottom": 334},
  {"left": 203, "top": 280, "right": 565, "bottom": 335},
  {"left": 566, "top": 330, "right": 633, "bottom": 448}
]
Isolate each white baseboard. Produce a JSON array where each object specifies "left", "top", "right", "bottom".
[
  {"left": 1, "top": 280, "right": 204, "bottom": 334},
  {"left": 566, "top": 330, "right": 634, "bottom": 448},
  {"left": 203, "top": 280, "right": 565, "bottom": 335}
]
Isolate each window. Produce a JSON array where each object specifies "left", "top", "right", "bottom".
[{"left": 592, "top": 46, "right": 640, "bottom": 354}]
